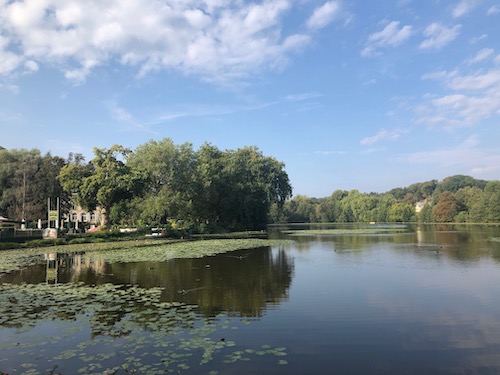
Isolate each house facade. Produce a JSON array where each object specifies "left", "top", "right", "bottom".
[{"left": 64, "top": 205, "right": 103, "bottom": 231}]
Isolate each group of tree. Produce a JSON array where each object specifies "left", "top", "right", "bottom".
[
  {"left": 2, "top": 142, "right": 500, "bottom": 230},
  {"left": 281, "top": 175, "right": 500, "bottom": 223},
  {"left": 0, "top": 147, "right": 68, "bottom": 221},
  {"left": 1, "top": 140, "right": 292, "bottom": 232}
]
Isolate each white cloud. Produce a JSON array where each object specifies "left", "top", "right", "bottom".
[
  {"left": 0, "top": 82, "right": 20, "bottom": 94},
  {"left": 361, "top": 21, "right": 413, "bottom": 57},
  {"left": 24, "top": 60, "right": 39, "bottom": 72},
  {"left": 399, "top": 136, "right": 500, "bottom": 178},
  {"left": 0, "top": 36, "right": 23, "bottom": 75},
  {"left": 314, "top": 150, "right": 347, "bottom": 156},
  {"left": 360, "top": 128, "right": 407, "bottom": 145},
  {"left": 487, "top": 5, "right": 500, "bottom": 15},
  {"left": 306, "top": 1, "right": 340, "bottom": 30},
  {"left": 420, "top": 23, "right": 462, "bottom": 50},
  {"left": 0, "top": 0, "right": 339, "bottom": 85},
  {"left": 360, "top": 147, "right": 386, "bottom": 154},
  {"left": 467, "top": 48, "right": 494, "bottom": 64},
  {"left": 418, "top": 65, "right": 500, "bottom": 126},
  {"left": 110, "top": 104, "right": 159, "bottom": 135},
  {"left": 425, "top": 68, "right": 500, "bottom": 91},
  {"left": 448, "top": 70, "right": 500, "bottom": 91},
  {"left": 470, "top": 33, "right": 487, "bottom": 44},
  {"left": 452, "top": 0, "right": 480, "bottom": 18}
]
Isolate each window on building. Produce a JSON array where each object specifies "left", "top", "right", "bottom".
[
  {"left": 71, "top": 213, "right": 77, "bottom": 221},
  {"left": 81, "top": 214, "right": 87, "bottom": 222},
  {"left": 90, "top": 213, "right": 96, "bottom": 221}
]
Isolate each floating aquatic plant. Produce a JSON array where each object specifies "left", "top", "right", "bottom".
[
  {"left": 0, "top": 281, "right": 289, "bottom": 374},
  {"left": 0, "top": 238, "right": 293, "bottom": 373},
  {"left": 0, "top": 238, "right": 292, "bottom": 274}
]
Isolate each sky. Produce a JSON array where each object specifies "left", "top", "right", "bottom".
[{"left": 0, "top": 0, "right": 499, "bottom": 198}]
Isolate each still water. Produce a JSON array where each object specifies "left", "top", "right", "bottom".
[{"left": 2, "top": 224, "right": 500, "bottom": 374}]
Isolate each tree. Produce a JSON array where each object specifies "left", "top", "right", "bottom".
[
  {"left": 419, "top": 203, "right": 434, "bottom": 223},
  {"left": 190, "top": 145, "right": 291, "bottom": 231},
  {"left": 58, "top": 145, "right": 138, "bottom": 227},
  {"left": 436, "top": 175, "right": 487, "bottom": 194},
  {"left": 127, "top": 139, "right": 196, "bottom": 226},
  {"left": 283, "top": 195, "right": 313, "bottom": 223},
  {"left": 388, "top": 202, "right": 415, "bottom": 222},
  {"left": 455, "top": 186, "right": 483, "bottom": 222},
  {"left": 484, "top": 181, "right": 500, "bottom": 222},
  {"left": 0, "top": 149, "right": 66, "bottom": 222},
  {"left": 373, "top": 194, "right": 396, "bottom": 222},
  {"left": 432, "top": 191, "right": 462, "bottom": 222}
]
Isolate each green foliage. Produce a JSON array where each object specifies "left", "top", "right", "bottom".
[
  {"left": 3, "top": 141, "right": 500, "bottom": 227},
  {"left": 283, "top": 175, "right": 500, "bottom": 224},
  {"left": 126, "top": 141, "right": 292, "bottom": 231},
  {"left": 0, "top": 242, "right": 22, "bottom": 250},
  {"left": 419, "top": 203, "right": 434, "bottom": 223},
  {"left": 437, "top": 175, "right": 487, "bottom": 194},
  {"left": 0, "top": 149, "right": 68, "bottom": 221},
  {"left": 58, "top": 145, "right": 140, "bottom": 227},
  {"left": 388, "top": 202, "right": 415, "bottom": 222}
]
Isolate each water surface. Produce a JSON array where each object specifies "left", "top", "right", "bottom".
[{"left": 2, "top": 224, "right": 500, "bottom": 374}]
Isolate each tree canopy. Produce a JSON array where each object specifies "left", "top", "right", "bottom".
[
  {"left": 57, "top": 140, "right": 292, "bottom": 231},
  {"left": 0, "top": 148, "right": 67, "bottom": 221}
]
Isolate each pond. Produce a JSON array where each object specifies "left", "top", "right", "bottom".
[{"left": 1, "top": 224, "right": 500, "bottom": 374}]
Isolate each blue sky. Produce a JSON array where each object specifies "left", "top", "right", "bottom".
[{"left": 1, "top": 0, "right": 499, "bottom": 197}]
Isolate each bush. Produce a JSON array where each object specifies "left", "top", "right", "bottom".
[{"left": 0, "top": 242, "right": 22, "bottom": 250}]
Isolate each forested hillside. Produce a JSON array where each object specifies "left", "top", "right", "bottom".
[{"left": 282, "top": 175, "right": 500, "bottom": 223}]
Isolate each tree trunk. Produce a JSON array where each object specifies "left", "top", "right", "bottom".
[{"left": 100, "top": 207, "right": 109, "bottom": 228}]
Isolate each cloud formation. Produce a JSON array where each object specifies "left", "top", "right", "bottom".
[
  {"left": 452, "top": 0, "right": 480, "bottom": 18},
  {"left": 399, "top": 136, "right": 500, "bottom": 177},
  {"left": 360, "top": 128, "right": 407, "bottom": 145},
  {"left": 487, "top": 5, "right": 500, "bottom": 15},
  {"left": 417, "top": 54, "right": 500, "bottom": 126},
  {"left": 306, "top": 1, "right": 340, "bottom": 30},
  {"left": 467, "top": 48, "right": 494, "bottom": 64},
  {"left": 361, "top": 21, "right": 413, "bottom": 57},
  {"left": 420, "top": 23, "right": 462, "bottom": 50},
  {"left": 0, "top": 0, "right": 341, "bottom": 85}
]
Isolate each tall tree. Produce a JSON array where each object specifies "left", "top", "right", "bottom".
[
  {"left": 433, "top": 191, "right": 461, "bottom": 222},
  {"left": 127, "top": 139, "right": 196, "bottom": 225},
  {"left": 58, "top": 145, "right": 137, "bottom": 227},
  {"left": 192, "top": 145, "right": 292, "bottom": 231},
  {"left": 388, "top": 202, "right": 415, "bottom": 222},
  {"left": 484, "top": 181, "right": 500, "bottom": 222},
  {"left": 0, "top": 149, "right": 66, "bottom": 222}
]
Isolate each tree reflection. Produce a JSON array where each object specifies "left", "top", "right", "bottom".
[
  {"left": 108, "top": 246, "right": 293, "bottom": 317},
  {"left": 3, "top": 246, "right": 294, "bottom": 318}
]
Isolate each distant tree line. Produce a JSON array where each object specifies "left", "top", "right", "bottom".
[
  {"left": 0, "top": 140, "right": 292, "bottom": 232},
  {"left": 281, "top": 175, "right": 500, "bottom": 223}
]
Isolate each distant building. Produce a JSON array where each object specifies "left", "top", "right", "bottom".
[
  {"left": 415, "top": 201, "right": 427, "bottom": 213},
  {"left": 64, "top": 204, "right": 103, "bottom": 231}
]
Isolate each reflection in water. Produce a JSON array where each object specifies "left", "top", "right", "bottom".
[
  {"left": 44, "top": 252, "right": 109, "bottom": 284},
  {"left": 6, "top": 246, "right": 294, "bottom": 318}
]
